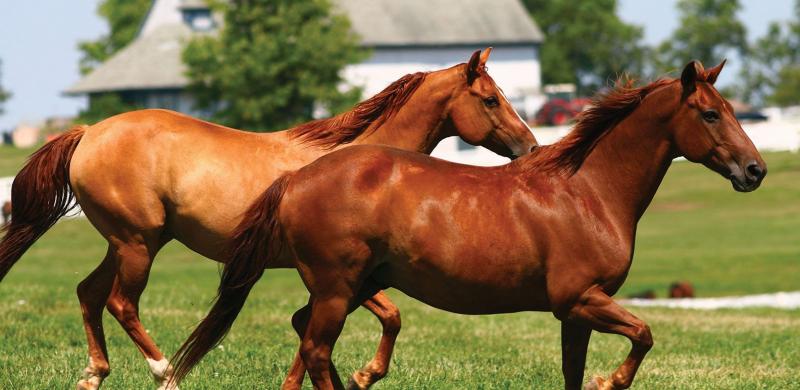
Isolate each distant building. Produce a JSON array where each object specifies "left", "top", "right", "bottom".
[{"left": 65, "top": 0, "right": 544, "bottom": 120}]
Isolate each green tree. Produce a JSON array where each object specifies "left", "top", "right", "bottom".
[
  {"left": 77, "top": 93, "right": 138, "bottom": 124},
  {"left": 737, "top": 1, "right": 800, "bottom": 106},
  {"left": 521, "top": 0, "right": 646, "bottom": 93},
  {"left": 78, "top": 0, "right": 151, "bottom": 75},
  {"left": 183, "top": 0, "right": 366, "bottom": 131},
  {"left": 0, "top": 59, "right": 10, "bottom": 116},
  {"left": 655, "top": 0, "right": 747, "bottom": 75},
  {"left": 76, "top": 0, "right": 149, "bottom": 123}
]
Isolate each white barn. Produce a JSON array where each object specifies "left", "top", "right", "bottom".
[{"left": 66, "top": 0, "right": 544, "bottom": 165}]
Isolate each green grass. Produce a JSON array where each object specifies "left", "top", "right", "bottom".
[
  {"left": 0, "top": 151, "right": 798, "bottom": 388},
  {"left": 0, "top": 145, "right": 36, "bottom": 177}
]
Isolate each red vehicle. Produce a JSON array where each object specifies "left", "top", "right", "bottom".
[{"left": 534, "top": 84, "right": 590, "bottom": 126}]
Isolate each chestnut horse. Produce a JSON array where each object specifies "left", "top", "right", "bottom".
[
  {"left": 0, "top": 48, "right": 537, "bottom": 390},
  {"left": 170, "top": 61, "right": 766, "bottom": 389}
]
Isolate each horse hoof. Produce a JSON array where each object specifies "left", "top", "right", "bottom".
[
  {"left": 76, "top": 379, "right": 100, "bottom": 390},
  {"left": 346, "top": 373, "right": 370, "bottom": 390},
  {"left": 583, "top": 376, "right": 613, "bottom": 390},
  {"left": 156, "top": 380, "right": 179, "bottom": 390}
]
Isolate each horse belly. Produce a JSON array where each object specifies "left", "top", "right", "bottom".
[{"left": 373, "top": 256, "right": 550, "bottom": 314}]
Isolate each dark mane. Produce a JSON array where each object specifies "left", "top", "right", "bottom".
[
  {"left": 289, "top": 72, "right": 428, "bottom": 148},
  {"left": 524, "top": 77, "right": 677, "bottom": 175}
]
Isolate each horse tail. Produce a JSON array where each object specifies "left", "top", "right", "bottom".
[
  {"left": 0, "top": 125, "right": 85, "bottom": 281},
  {"left": 170, "top": 172, "right": 293, "bottom": 384}
]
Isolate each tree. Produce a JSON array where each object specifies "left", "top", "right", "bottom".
[
  {"left": 78, "top": 0, "right": 151, "bottom": 75},
  {"left": 76, "top": 0, "right": 149, "bottom": 123},
  {"left": 737, "top": 1, "right": 800, "bottom": 106},
  {"left": 183, "top": 0, "right": 366, "bottom": 131},
  {"left": 654, "top": 0, "right": 747, "bottom": 75},
  {"left": 521, "top": 0, "right": 647, "bottom": 93},
  {"left": 0, "top": 59, "right": 10, "bottom": 116},
  {"left": 77, "top": 93, "right": 138, "bottom": 124}
]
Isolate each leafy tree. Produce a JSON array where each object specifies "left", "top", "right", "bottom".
[
  {"left": 0, "top": 59, "right": 10, "bottom": 116},
  {"left": 76, "top": 93, "right": 138, "bottom": 124},
  {"left": 183, "top": 0, "right": 366, "bottom": 131},
  {"left": 654, "top": 0, "right": 746, "bottom": 75},
  {"left": 521, "top": 0, "right": 646, "bottom": 93},
  {"left": 76, "top": 0, "right": 149, "bottom": 123},
  {"left": 78, "top": 0, "right": 151, "bottom": 75},
  {"left": 737, "top": 1, "right": 800, "bottom": 106}
]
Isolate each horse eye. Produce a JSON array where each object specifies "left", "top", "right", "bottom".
[
  {"left": 483, "top": 96, "right": 499, "bottom": 107},
  {"left": 702, "top": 110, "right": 719, "bottom": 123}
]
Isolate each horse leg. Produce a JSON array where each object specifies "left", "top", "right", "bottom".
[
  {"left": 347, "top": 291, "right": 401, "bottom": 390},
  {"left": 284, "top": 285, "right": 389, "bottom": 390},
  {"left": 281, "top": 300, "right": 312, "bottom": 390},
  {"left": 561, "top": 321, "right": 592, "bottom": 390},
  {"left": 299, "top": 296, "right": 350, "bottom": 390},
  {"left": 563, "top": 286, "right": 653, "bottom": 390},
  {"left": 75, "top": 246, "right": 117, "bottom": 390},
  {"left": 104, "top": 236, "right": 177, "bottom": 390}
]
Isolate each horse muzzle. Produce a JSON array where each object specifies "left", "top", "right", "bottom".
[{"left": 729, "top": 160, "right": 766, "bottom": 192}]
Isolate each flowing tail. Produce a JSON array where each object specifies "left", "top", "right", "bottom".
[
  {"left": 0, "top": 126, "right": 85, "bottom": 281},
  {"left": 170, "top": 172, "right": 293, "bottom": 384}
]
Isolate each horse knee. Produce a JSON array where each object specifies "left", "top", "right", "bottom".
[
  {"left": 299, "top": 341, "right": 330, "bottom": 374},
  {"left": 379, "top": 306, "right": 401, "bottom": 336},
  {"left": 632, "top": 322, "right": 653, "bottom": 352},
  {"left": 106, "top": 296, "right": 139, "bottom": 325}
]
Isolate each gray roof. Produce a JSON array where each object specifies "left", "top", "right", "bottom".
[
  {"left": 337, "top": 0, "right": 543, "bottom": 47},
  {"left": 66, "top": 0, "right": 542, "bottom": 95},
  {"left": 66, "top": 24, "right": 193, "bottom": 95}
]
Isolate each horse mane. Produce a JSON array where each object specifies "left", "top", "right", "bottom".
[
  {"left": 523, "top": 77, "right": 678, "bottom": 175},
  {"left": 289, "top": 71, "right": 428, "bottom": 148}
]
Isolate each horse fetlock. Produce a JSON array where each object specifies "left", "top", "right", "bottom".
[
  {"left": 147, "top": 357, "right": 178, "bottom": 390},
  {"left": 346, "top": 372, "right": 371, "bottom": 390},
  {"left": 583, "top": 376, "right": 616, "bottom": 390},
  {"left": 76, "top": 363, "right": 109, "bottom": 390},
  {"left": 347, "top": 362, "right": 387, "bottom": 390}
]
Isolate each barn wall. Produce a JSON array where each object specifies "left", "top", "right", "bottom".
[{"left": 343, "top": 45, "right": 545, "bottom": 118}]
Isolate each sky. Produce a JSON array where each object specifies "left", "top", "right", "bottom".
[{"left": 0, "top": 0, "right": 795, "bottom": 130}]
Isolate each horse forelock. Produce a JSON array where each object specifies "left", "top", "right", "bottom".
[
  {"left": 289, "top": 72, "right": 428, "bottom": 148},
  {"left": 521, "top": 77, "right": 677, "bottom": 175}
]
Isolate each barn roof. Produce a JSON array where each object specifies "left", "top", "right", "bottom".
[
  {"left": 66, "top": 0, "right": 542, "bottom": 95},
  {"left": 340, "top": 0, "right": 543, "bottom": 47},
  {"left": 65, "top": 24, "right": 193, "bottom": 95}
]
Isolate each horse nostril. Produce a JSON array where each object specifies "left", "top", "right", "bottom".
[
  {"left": 746, "top": 162, "right": 764, "bottom": 180},
  {"left": 529, "top": 145, "right": 538, "bottom": 153}
]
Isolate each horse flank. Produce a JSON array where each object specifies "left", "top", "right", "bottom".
[
  {"left": 289, "top": 72, "right": 428, "bottom": 148},
  {"left": 170, "top": 172, "right": 293, "bottom": 384}
]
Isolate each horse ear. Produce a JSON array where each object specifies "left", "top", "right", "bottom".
[
  {"left": 466, "top": 49, "right": 481, "bottom": 85},
  {"left": 705, "top": 59, "right": 726, "bottom": 85},
  {"left": 681, "top": 60, "right": 703, "bottom": 94},
  {"left": 479, "top": 47, "right": 493, "bottom": 67}
]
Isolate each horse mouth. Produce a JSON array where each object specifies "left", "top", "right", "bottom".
[{"left": 730, "top": 176, "right": 760, "bottom": 192}]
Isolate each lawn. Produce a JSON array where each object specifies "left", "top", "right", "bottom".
[
  {"left": 0, "top": 145, "right": 36, "bottom": 177},
  {"left": 0, "top": 150, "right": 797, "bottom": 388}
]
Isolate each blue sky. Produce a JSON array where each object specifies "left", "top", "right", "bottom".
[{"left": 0, "top": 0, "right": 795, "bottom": 130}]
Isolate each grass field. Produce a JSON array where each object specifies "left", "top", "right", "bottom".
[{"left": 0, "top": 149, "right": 798, "bottom": 388}]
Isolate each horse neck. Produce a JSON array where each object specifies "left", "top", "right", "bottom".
[
  {"left": 350, "top": 70, "right": 458, "bottom": 154},
  {"left": 574, "top": 94, "right": 677, "bottom": 227}
]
